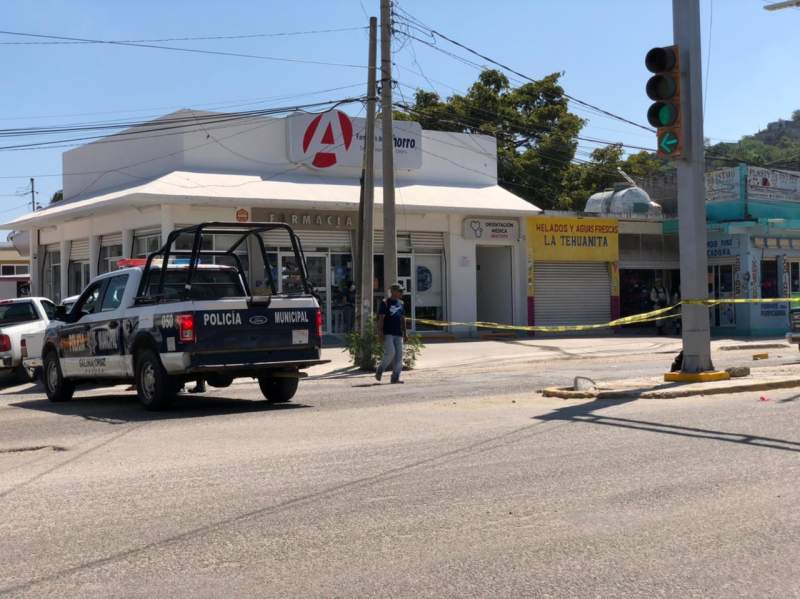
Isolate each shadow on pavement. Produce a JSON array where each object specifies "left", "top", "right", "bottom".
[
  {"left": 306, "top": 365, "right": 366, "bottom": 381},
  {"left": 534, "top": 398, "right": 800, "bottom": 453},
  {"left": 10, "top": 393, "right": 309, "bottom": 424}
]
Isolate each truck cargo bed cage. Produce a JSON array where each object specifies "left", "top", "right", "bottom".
[{"left": 136, "top": 222, "right": 311, "bottom": 303}]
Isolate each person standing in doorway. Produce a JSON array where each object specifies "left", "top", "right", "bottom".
[{"left": 375, "top": 284, "right": 408, "bottom": 384}]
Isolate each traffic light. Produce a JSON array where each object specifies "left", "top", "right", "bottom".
[{"left": 645, "top": 46, "right": 682, "bottom": 159}]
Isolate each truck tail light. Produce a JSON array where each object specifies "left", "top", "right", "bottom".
[
  {"left": 0, "top": 335, "right": 11, "bottom": 352},
  {"left": 175, "top": 313, "right": 196, "bottom": 343},
  {"left": 315, "top": 309, "right": 323, "bottom": 339},
  {"left": 20, "top": 338, "right": 27, "bottom": 358}
]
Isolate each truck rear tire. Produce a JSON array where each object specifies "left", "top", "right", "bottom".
[
  {"left": 15, "top": 365, "right": 37, "bottom": 384},
  {"left": 43, "top": 351, "right": 74, "bottom": 403},
  {"left": 258, "top": 374, "right": 298, "bottom": 404},
  {"left": 135, "top": 350, "right": 177, "bottom": 411},
  {"left": 206, "top": 374, "right": 233, "bottom": 388}
]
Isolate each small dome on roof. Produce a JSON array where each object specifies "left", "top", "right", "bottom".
[{"left": 585, "top": 183, "right": 662, "bottom": 217}]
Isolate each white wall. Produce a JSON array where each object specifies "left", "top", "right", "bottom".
[{"left": 62, "top": 110, "right": 498, "bottom": 202}]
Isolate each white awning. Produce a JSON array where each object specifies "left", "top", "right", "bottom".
[{"left": 1, "top": 170, "right": 541, "bottom": 229}]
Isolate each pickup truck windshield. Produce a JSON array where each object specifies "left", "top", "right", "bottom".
[
  {"left": 0, "top": 301, "right": 39, "bottom": 325},
  {"left": 143, "top": 269, "right": 246, "bottom": 301}
]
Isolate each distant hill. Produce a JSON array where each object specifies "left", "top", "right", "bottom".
[{"left": 707, "top": 111, "right": 800, "bottom": 170}]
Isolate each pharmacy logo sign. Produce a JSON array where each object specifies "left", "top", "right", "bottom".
[{"left": 300, "top": 110, "right": 354, "bottom": 168}]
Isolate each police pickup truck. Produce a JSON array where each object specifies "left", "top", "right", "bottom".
[{"left": 41, "top": 222, "right": 327, "bottom": 410}]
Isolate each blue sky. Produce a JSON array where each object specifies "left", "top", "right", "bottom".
[{"left": 0, "top": 0, "right": 797, "bottom": 226}]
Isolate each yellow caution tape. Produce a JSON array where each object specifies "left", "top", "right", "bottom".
[
  {"left": 411, "top": 304, "right": 680, "bottom": 333},
  {"left": 682, "top": 297, "right": 800, "bottom": 305},
  {"left": 409, "top": 296, "right": 799, "bottom": 334}
]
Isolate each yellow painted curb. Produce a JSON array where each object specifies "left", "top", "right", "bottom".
[{"left": 663, "top": 371, "right": 731, "bottom": 383}]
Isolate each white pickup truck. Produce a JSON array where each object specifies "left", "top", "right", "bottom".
[
  {"left": 0, "top": 297, "right": 60, "bottom": 381},
  {"left": 20, "top": 295, "right": 78, "bottom": 379}
]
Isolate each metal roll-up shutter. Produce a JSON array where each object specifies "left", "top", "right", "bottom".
[
  {"left": 534, "top": 262, "right": 611, "bottom": 327},
  {"left": 69, "top": 239, "right": 89, "bottom": 262},
  {"left": 410, "top": 231, "right": 444, "bottom": 253},
  {"left": 374, "top": 231, "right": 412, "bottom": 253},
  {"left": 101, "top": 232, "right": 122, "bottom": 247},
  {"left": 262, "top": 229, "right": 351, "bottom": 251}
]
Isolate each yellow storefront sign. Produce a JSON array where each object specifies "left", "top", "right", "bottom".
[{"left": 528, "top": 216, "right": 619, "bottom": 262}]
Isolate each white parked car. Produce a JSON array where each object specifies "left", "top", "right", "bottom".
[
  {"left": 0, "top": 297, "right": 60, "bottom": 381},
  {"left": 20, "top": 295, "right": 77, "bottom": 380}
]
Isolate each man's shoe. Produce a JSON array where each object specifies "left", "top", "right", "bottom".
[{"left": 390, "top": 379, "right": 404, "bottom": 384}]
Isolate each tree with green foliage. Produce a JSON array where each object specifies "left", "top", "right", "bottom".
[
  {"left": 50, "top": 190, "right": 63, "bottom": 204},
  {"left": 397, "top": 69, "right": 670, "bottom": 210},
  {"left": 396, "top": 69, "right": 584, "bottom": 210}
]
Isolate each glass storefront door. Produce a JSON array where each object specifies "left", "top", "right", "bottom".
[
  {"left": 708, "top": 263, "right": 736, "bottom": 327},
  {"left": 279, "top": 253, "right": 330, "bottom": 332},
  {"left": 329, "top": 253, "right": 355, "bottom": 334}
]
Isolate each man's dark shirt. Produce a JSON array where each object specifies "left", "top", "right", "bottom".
[{"left": 379, "top": 298, "right": 405, "bottom": 336}]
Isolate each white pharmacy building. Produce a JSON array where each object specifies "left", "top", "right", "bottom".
[{"left": 5, "top": 109, "right": 539, "bottom": 335}]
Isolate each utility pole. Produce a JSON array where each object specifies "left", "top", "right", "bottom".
[
  {"left": 674, "top": 0, "right": 713, "bottom": 372},
  {"left": 359, "top": 16, "right": 378, "bottom": 368},
  {"left": 29, "top": 178, "right": 36, "bottom": 211},
  {"left": 380, "top": 0, "right": 397, "bottom": 292}
]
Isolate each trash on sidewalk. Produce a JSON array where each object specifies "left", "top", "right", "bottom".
[
  {"left": 573, "top": 376, "right": 597, "bottom": 392},
  {"left": 726, "top": 366, "right": 751, "bottom": 378},
  {"left": 753, "top": 353, "right": 769, "bottom": 360},
  {"left": 760, "top": 395, "right": 770, "bottom": 402}
]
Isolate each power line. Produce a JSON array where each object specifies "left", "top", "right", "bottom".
[
  {"left": 0, "top": 26, "right": 368, "bottom": 45},
  {"left": 391, "top": 9, "right": 655, "bottom": 134},
  {"left": 394, "top": 98, "right": 657, "bottom": 155},
  {"left": 0, "top": 82, "right": 367, "bottom": 123},
  {"left": 0, "top": 97, "right": 366, "bottom": 151},
  {"left": 0, "top": 30, "right": 367, "bottom": 69},
  {"left": 704, "top": 0, "right": 713, "bottom": 115}
]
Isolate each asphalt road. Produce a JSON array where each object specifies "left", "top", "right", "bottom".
[{"left": 2, "top": 344, "right": 800, "bottom": 598}]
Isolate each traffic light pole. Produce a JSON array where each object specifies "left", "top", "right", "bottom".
[{"left": 673, "top": 0, "right": 713, "bottom": 372}]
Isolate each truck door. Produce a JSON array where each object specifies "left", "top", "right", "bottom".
[
  {"left": 58, "top": 279, "right": 105, "bottom": 377},
  {"left": 89, "top": 274, "right": 129, "bottom": 377},
  {"left": 58, "top": 274, "right": 129, "bottom": 378}
]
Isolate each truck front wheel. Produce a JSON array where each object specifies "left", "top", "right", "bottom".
[
  {"left": 43, "top": 351, "right": 74, "bottom": 403},
  {"left": 135, "top": 350, "right": 177, "bottom": 411},
  {"left": 258, "top": 374, "right": 298, "bottom": 404}
]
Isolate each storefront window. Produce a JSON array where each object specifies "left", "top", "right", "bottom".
[
  {"left": 99, "top": 244, "right": 123, "bottom": 274},
  {"left": 43, "top": 251, "right": 61, "bottom": 303},
  {"left": 68, "top": 261, "right": 90, "bottom": 296},
  {"left": 761, "top": 260, "right": 779, "bottom": 298},
  {"left": 415, "top": 254, "right": 444, "bottom": 329},
  {"left": 133, "top": 233, "right": 162, "bottom": 258},
  {"left": 791, "top": 262, "right": 800, "bottom": 294},
  {"left": 0, "top": 264, "right": 28, "bottom": 276}
]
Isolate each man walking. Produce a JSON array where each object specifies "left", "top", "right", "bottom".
[{"left": 375, "top": 284, "right": 408, "bottom": 384}]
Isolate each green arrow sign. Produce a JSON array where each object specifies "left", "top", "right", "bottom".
[{"left": 659, "top": 131, "right": 679, "bottom": 154}]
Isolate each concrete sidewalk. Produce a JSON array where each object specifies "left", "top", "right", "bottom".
[
  {"left": 309, "top": 335, "right": 794, "bottom": 378},
  {"left": 543, "top": 364, "right": 800, "bottom": 400}
]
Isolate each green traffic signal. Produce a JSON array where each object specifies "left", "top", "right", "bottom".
[
  {"left": 658, "top": 131, "right": 679, "bottom": 154},
  {"left": 646, "top": 45, "right": 682, "bottom": 159},
  {"left": 647, "top": 102, "right": 678, "bottom": 128}
]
